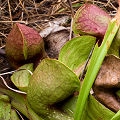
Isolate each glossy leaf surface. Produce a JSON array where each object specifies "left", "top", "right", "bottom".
[
  {"left": 59, "top": 36, "right": 96, "bottom": 76},
  {"left": 0, "top": 95, "right": 11, "bottom": 120},
  {"left": 0, "top": 88, "right": 43, "bottom": 120},
  {"left": 11, "top": 63, "right": 33, "bottom": 92},
  {"left": 27, "top": 59, "right": 80, "bottom": 119}
]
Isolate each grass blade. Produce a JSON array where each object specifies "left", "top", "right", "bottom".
[{"left": 111, "top": 110, "right": 120, "bottom": 120}]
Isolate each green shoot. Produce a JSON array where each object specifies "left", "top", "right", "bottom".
[{"left": 111, "top": 110, "right": 120, "bottom": 120}]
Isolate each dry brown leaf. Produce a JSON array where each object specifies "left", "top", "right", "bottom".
[
  {"left": 94, "top": 55, "right": 120, "bottom": 88},
  {"left": 93, "top": 86, "right": 120, "bottom": 112},
  {"left": 44, "top": 30, "right": 69, "bottom": 59}
]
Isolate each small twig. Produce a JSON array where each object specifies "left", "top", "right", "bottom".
[
  {"left": 0, "top": 21, "right": 28, "bottom": 24},
  {"left": 15, "top": 109, "right": 25, "bottom": 120},
  {"left": 0, "top": 32, "right": 7, "bottom": 38},
  {"left": 69, "top": 18, "right": 73, "bottom": 40},
  {"left": 19, "top": 0, "right": 29, "bottom": 17},
  {"left": 109, "top": 2, "right": 117, "bottom": 11},
  {"left": 67, "top": 0, "right": 74, "bottom": 40},
  {"left": 0, "top": 45, "right": 5, "bottom": 49},
  {"left": 33, "top": 0, "right": 38, "bottom": 14},
  {"left": 61, "top": 0, "right": 70, "bottom": 9},
  {"left": 67, "top": 0, "right": 74, "bottom": 17},
  {"left": 105, "top": 0, "right": 111, "bottom": 7},
  {"left": 34, "top": 23, "right": 43, "bottom": 30},
  {"left": 79, "top": 44, "right": 95, "bottom": 80},
  {"left": 21, "top": 1, "right": 24, "bottom": 21},
  {"left": 0, "top": 75, "right": 27, "bottom": 94},
  {"left": 0, "top": 69, "right": 33, "bottom": 94},
  {"left": 14, "top": 2, "right": 21, "bottom": 11},
  {"left": 7, "top": 0, "right": 13, "bottom": 28},
  {"left": 0, "top": 68, "right": 10, "bottom": 73},
  {"left": 0, "top": 69, "right": 33, "bottom": 76}
]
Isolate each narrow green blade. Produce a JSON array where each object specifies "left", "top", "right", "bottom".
[{"left": 110, "top": 110, "right": 120, "bottom": 120}]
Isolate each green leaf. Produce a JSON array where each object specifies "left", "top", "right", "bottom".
[
  {"left": 0, "top": 88, "right": 43, "bottom": 120},
  {"left": 108, "top": 40, "right": 119, "bottom": 57},
  {"left": 74, "top": 18, "right": 120, "bottom": 120},
  {"left": 61, "top": 95, "right": 115, "bottom": 120},
  {"left": 11, "top": 63, "right": 33, "bottom": 92},
  {"left": 59, "top": 36, "right": 96, "bottom": 76},
  {"left": 10, "top": 109, "right": 20, "bottom": 120},
  {"left": 27, "top": 59, "right": 80, "bottom": 120},
  {"left": 0, "top": 97, "right": 11, "bottom": 120},
  {"left": 0, "top": 93, "right": 10, "bottom": 102},
  {"left": 110, "top": 110, "right": 120, "bottom": 120},
  {"left": 108, "top": 28, "right": 120, "bottom": 57},
  {"left": 60, "top": 95, "right": 78, "bottom": 117},
  {"left": 81, "top": 95, "right": 115, "bottom": 120}
]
